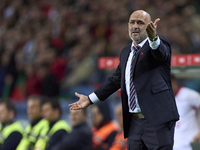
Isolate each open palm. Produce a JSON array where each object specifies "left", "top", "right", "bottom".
[{"left": 69, "top": 92, "right": 91, "bottom": 110}]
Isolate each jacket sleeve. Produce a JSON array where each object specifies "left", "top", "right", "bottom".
[
  {"left": 94, "top": 62, "right": 121, "bottom": 101},
  {"left": 1, "top": 132, "right": 22, "bottom": 150},
  {"left": 150, "top": 36, "right": 171, "bottom": 63}
]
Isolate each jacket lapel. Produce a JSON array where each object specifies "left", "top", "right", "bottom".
[
  {"left": 132, "top": 41, "right": 149, "bottom": 78},
  {"left": 121, "top": 45, "right": 131, "bottom": 89},
  {"left": 122, "top": 45, "right": 131, "bottom": 74}
]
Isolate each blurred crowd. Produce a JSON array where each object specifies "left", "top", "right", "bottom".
[
  {"left": 0, "top": 0, "right": 200, "bottom": 101},
  {"left": 0, "top": 96, "right": 126, "bottom": 150},
  {"left": 0, "top": 1, "right": 200, "bottom": 150},
  {"left": 1, "top": 76, "right": 200, "bottom": 150}
]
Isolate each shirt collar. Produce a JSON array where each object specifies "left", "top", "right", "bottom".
[{"left": 131, "top": 38, "right": 148, "bottom": 51}]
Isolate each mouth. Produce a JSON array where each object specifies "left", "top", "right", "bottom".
[
  {"left": 132, "top": 32, "right": 139, "bottom": 35},
  {"left": 132, "top": 30, "right": 139, "bottom": 33}
]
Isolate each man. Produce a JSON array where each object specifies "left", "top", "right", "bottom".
[
  {"left": 52, "top": 109, "right": 92, "bottom": 150},
  {"left": 0, "top": 101, "right": 23, "bottom": 150},
  {"left": 110, "top": 103, "right": 127, "bottom": 150},
  {"left": 34, "top": 98, "right": 71, "bottom": 150},
  {"left": 92, "top": 101, "right": 118, "bottom": 150},
  {"left": 17, "top": 95, "right": 48, "bottom": 150},
  {"left": 69, "top": 10, "right": 179, "bottom": 150},
  {"left": 171, "top": 74, "right": 200, "bottom": 150}
]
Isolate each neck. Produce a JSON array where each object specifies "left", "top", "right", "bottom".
[{"left": 133, "top": 37, "right": 147, "bottom": 46}]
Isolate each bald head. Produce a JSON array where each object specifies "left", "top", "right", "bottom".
[
  {"left": 128, "top": 10, "right": 152, "bottom": 44},
  {"left": 129, "top": 10, "right": 151, "bottom": 23}
]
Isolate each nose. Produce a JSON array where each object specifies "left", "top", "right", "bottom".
[
  {"left": 133, "top": 23, "right": 139, "bottom": 29},
  {"left": 130, "top": 23, "right": 139, "bottom": 30}
]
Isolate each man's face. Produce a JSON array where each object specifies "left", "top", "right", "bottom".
[
  {"left": 27, "top": 99, "right": 41, "bottom": 121},
  {"left": 92, "top": 106, "right": 103, "bottom": 128},
  {"left": 42, "top": 103, "right": 55, "bottom": 122},
  {"left": 0, "top": 103, "right": 10, "bottom": 124},
  {"left": 70, "top": 110, "right": 85, "bottom": 127},
  {"left": 128, "top": 11, "right": 150, "bottom": 44}
]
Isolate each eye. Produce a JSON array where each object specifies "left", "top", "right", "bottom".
[
  {"left": 137, "top": 21, "right": 144, "bottom": 25},
  {"left": 129, "top": 21, "right": 133, "bottom": 24},
  {"left": 129, "top": 20, "right": 135, "bottom": 24}
]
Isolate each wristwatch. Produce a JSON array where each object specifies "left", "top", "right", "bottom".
[{"left": 151, "top": 35, "right": 158, "bottom": 42}]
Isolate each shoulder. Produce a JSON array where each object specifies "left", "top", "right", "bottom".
[
  {"left": 121, "top": 44, "right": 131, "bottom": 53},
  {"left": 180, "top": 87, "right": 200, "bottom": 96},
  {"left": 53, "top": 129, "right": 67, "bottom": 135},
  {"left": 176, "top": 87, "right": 200, "bottom": 101},
  {"left": 159, "top": 35, "right": 170, "bottom": 44},
  {"left": 9, "top": 131, "right": 22, "bottom": 138},
  {"left": 119, "top": 44, "right": 131, "bottom": 59},
  {"left": 80, "top": 124, "right": 92, "bottom": 136},
  {"left": 5, "top": 121, "right": 23, "bottom": 134},
  {"left": 74, "top": 123, "right": 91, "bottom": 134},
  {"left": 53, "top": 120, "right": 71, "bottom": 132}
]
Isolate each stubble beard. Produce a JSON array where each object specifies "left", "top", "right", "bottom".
[{"left": 129, "top": 30, "right": 147, "bottom": 44}]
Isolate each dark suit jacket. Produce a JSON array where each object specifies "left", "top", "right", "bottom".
[{"left": 94, "top": 36, "right": 179, "bottom": 138}]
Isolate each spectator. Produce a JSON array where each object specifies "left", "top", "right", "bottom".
[
  {"left": 110, "top": 103, "right": 127, "bottom": 150},
  {"left": 25, "top": 64, "right": 41, "bottom": 97},
  {"left": 36, "top": 62, "right": 59, "bottom": 97},
  {"left": 34, "top": 98, "right": 71, "bottom": 150},
  {"left": 171, "top": 74, "right": 200, "bottom": 150},
  {"left": 0, "top": 100, "right": 23, "bottom": 150},
  {"left": 0, "top": 0, "right": 199, "bottom": 101},
  {"left": 92, "top": 101, "right": 118, "bottom": 150},
  {"left": 52, "top": 109, "right": 92, "bottom": 150},
  {"left": 17, "top": 95, "right": 48, "bottom": 150},
  {"left": 0, "top": 0, "right": 199, "bottom": 100}
]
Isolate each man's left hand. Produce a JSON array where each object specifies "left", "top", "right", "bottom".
[{"left": 146, "top": 18, "right": 160, "bottom": 41}]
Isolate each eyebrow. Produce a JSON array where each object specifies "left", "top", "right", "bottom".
[{"left": 129, "top": 20, "right": 145, "bottom": 23}]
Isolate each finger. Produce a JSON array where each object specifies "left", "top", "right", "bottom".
[
  {"left": 70, "top": 106, "right": 80, "bottom": 110},
  {"left": 146, "top": 24, "right": 153, "bottom": 34},
  {"left": 75, "top": 92, "right": 81, "bottom": 98},
  {"left": 150, "top": 22, "right": 155, "bottom": 29},
  {"left": 69, "top": 103, "right": 81, "bottom": 110},
  {"left": 154, "top": 18, "right": 160, "bottom": 27},
  {"left": 69, "top": 102, "right": 77, "bottom": 107},
  {"left": 146, "top": 23, "right": 154, "bottom": 31}
]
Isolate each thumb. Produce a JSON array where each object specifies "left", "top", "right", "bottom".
[
  {"left": 75, "top": 92, "right": 81, "bottom": 98},
  {"left": 154, "top": 18, "right": 160, "bottom": 27}
]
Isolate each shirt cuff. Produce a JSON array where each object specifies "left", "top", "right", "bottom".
[
  {"left": 88, "top": 92, "right": 100, "bottom": 104},
  {"left": 148, "top": 36, "right": 160, "bottom": 50}
]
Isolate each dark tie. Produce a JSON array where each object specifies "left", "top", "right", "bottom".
[{"left": 130, "top": 45, "right": 140, "bottom": 111}]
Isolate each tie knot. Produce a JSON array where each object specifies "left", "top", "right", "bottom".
[{"left": 133, "top": 45, "right": 141, "bottom": 52}]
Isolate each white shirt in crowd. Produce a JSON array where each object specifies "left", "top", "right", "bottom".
[{"left": 173, "top": 87, "right": 200, "bottom": 150}]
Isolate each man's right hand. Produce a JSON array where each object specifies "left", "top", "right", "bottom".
[{"left": 69, "top": 92, "right": 91, "bottom": 110}]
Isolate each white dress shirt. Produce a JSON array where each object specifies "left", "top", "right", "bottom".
[{"left": 89, "top": 37, "right": 161, "bottom": 113}]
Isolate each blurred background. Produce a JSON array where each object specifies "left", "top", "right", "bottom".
[{"left": 0, "top": 0, "right": 200, "bottom": 126}]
